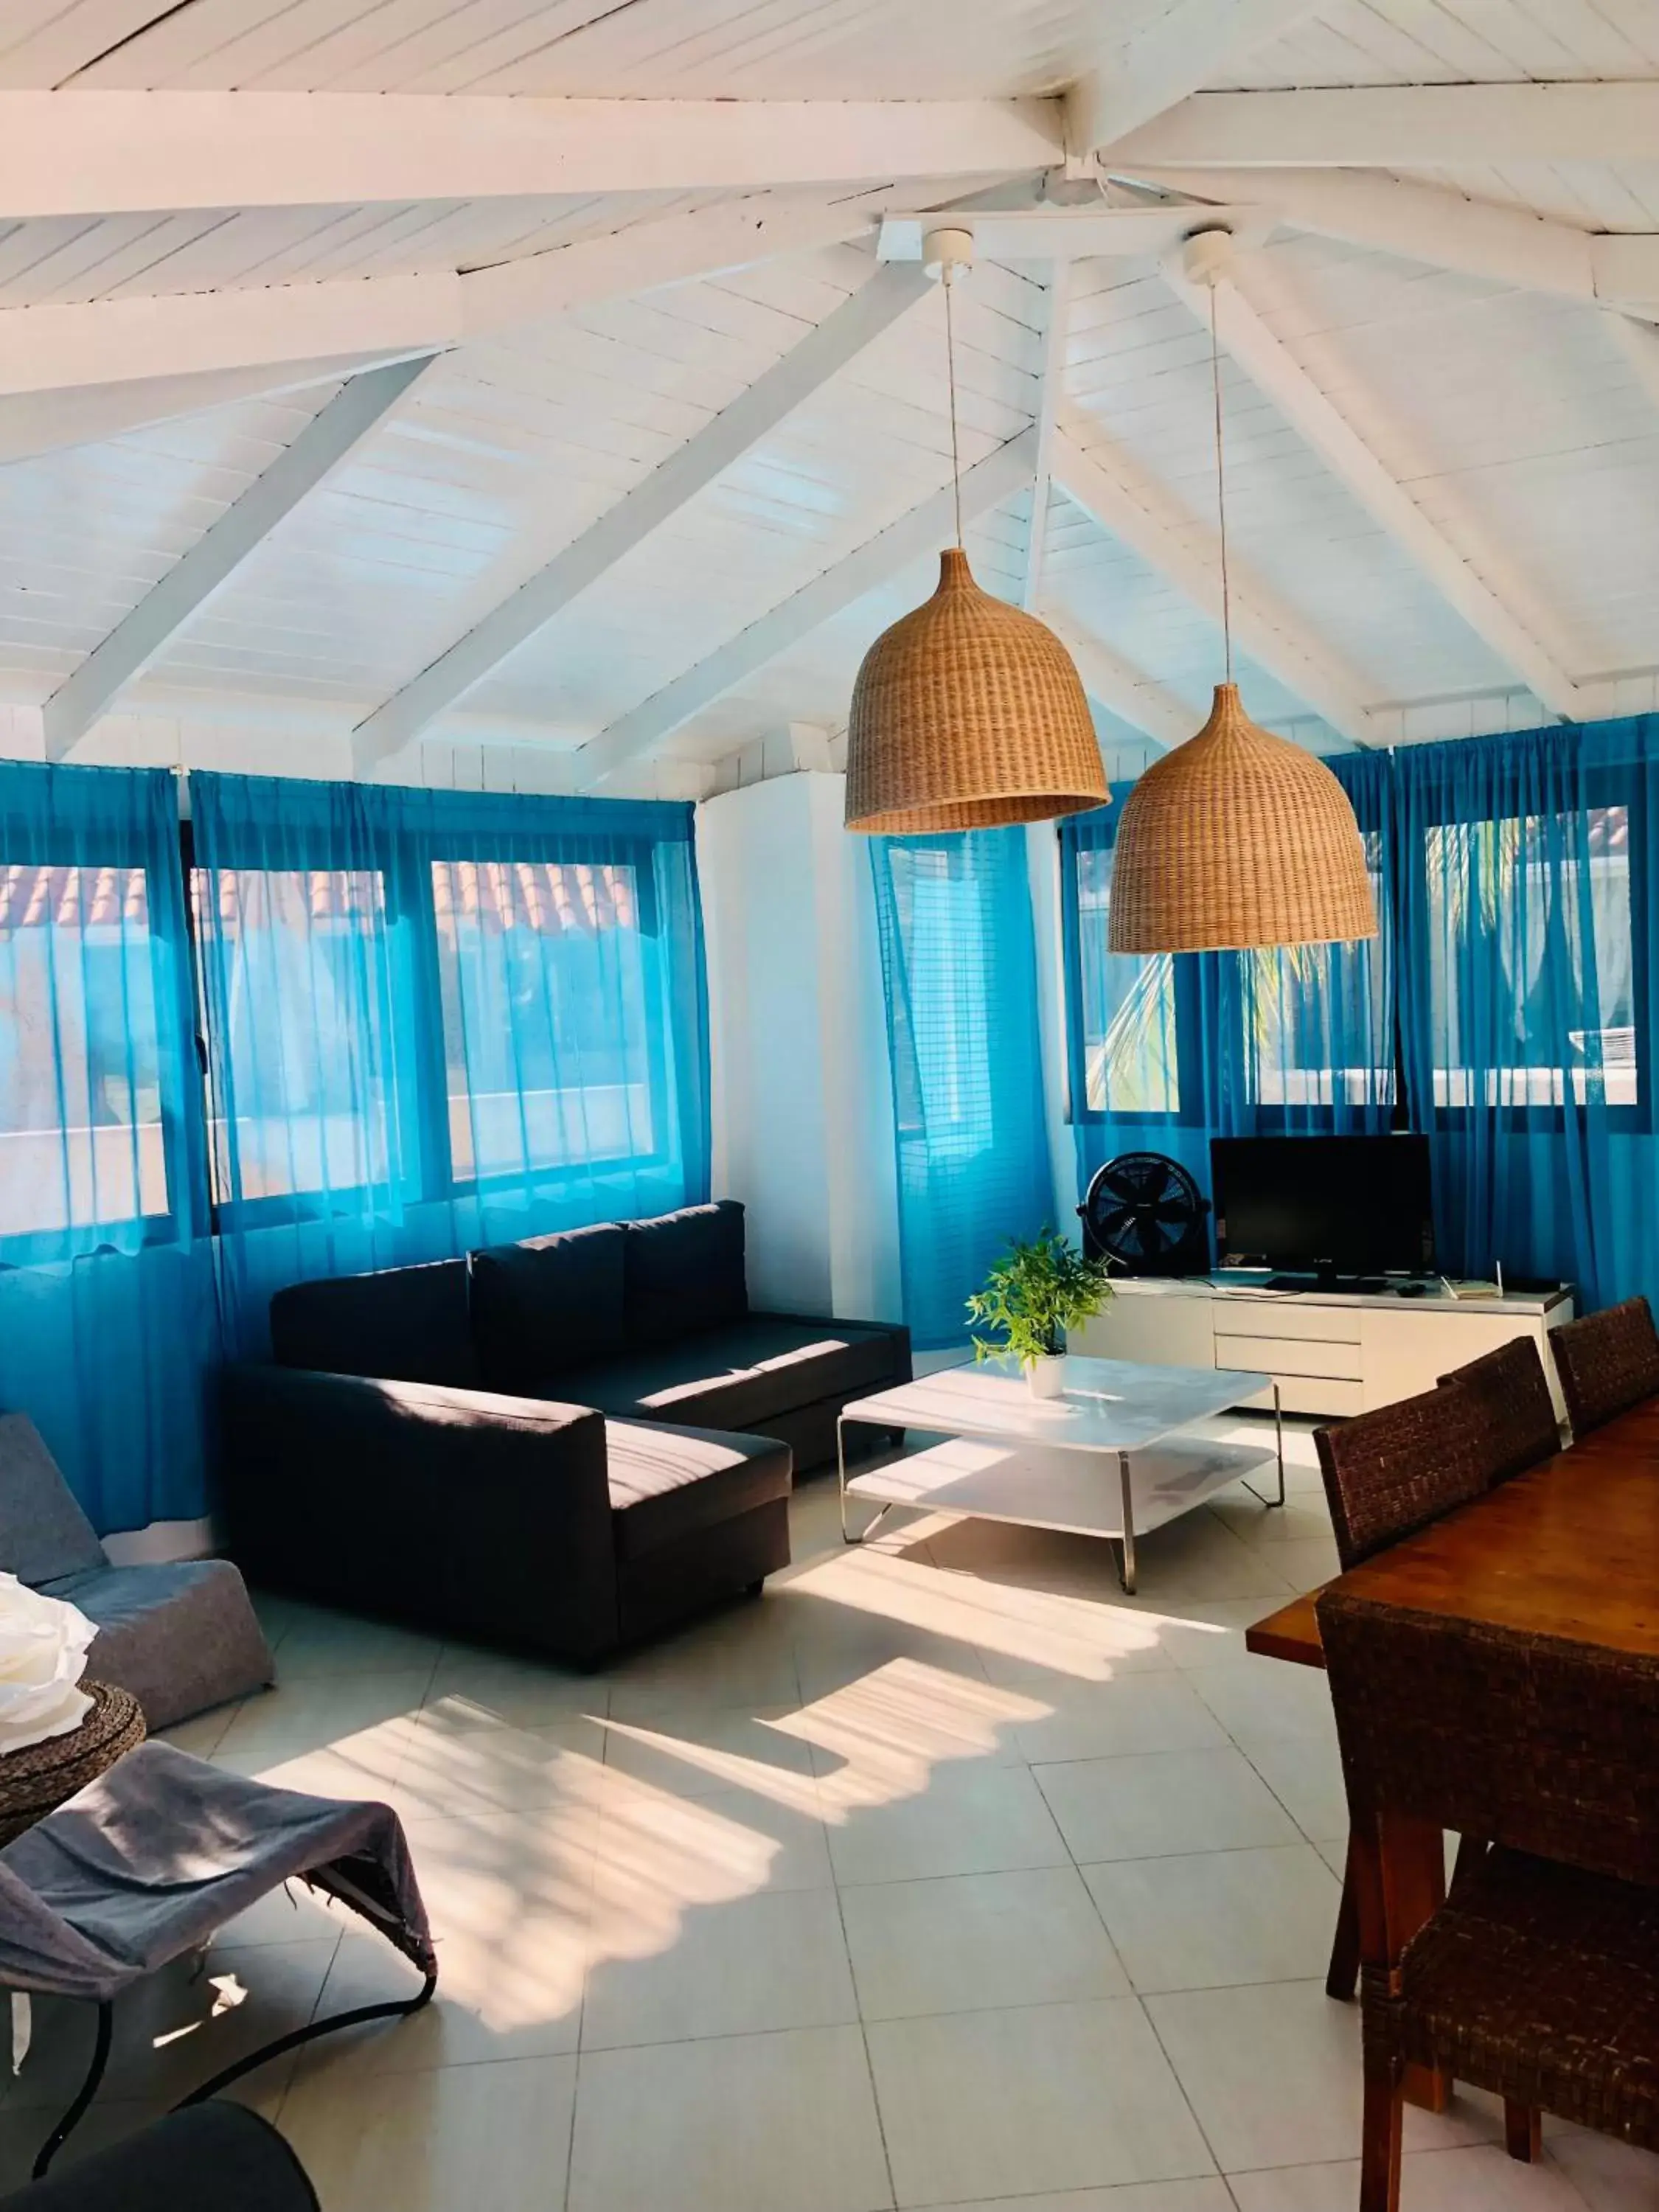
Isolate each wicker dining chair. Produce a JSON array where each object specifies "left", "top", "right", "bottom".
[
  {"left": 1437, "top": 1338, "right": 1562, "bottom": 1488},
  {"left": 1313, "top": 1377, "right": 1488, "bottom": 1574},
  {"left": 1313, "top": 1379, "right": 1489, "bottom": 2003},
  {"left": 1317, "top": 1587, "right": 1659, "bottom": 2212},
  {"left": 1550, "top": 1296, "right": 1659, "bottom": 1436}
]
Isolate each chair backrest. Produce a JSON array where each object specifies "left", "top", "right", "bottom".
[
  {"left": 1550, "top": 1297, "right": 1659, "bottom": 1435},
  {"left": 1317, "top": 1588, "right": 1659, "bottom": 1890},
  {"left": 1313, "top": 1377, "right": 1486, "bottom": 1571},
  {"left": 1437, "top": 1337, "right": 1561, "bottom": 1486},
  {"left": 0, "top": 1415, "right": 105, "bottom": 1586}
]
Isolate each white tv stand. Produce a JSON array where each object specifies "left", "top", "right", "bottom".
[{"left": 1070, "top": 1275, "right": 1575, "bottom": 1422}]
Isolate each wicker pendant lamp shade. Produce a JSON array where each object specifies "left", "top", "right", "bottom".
[
  {"left": 1107, "top": 681, "right": 1377, "bottom": 951},
  {"left": 1107, "top": 229, "right": 1378, "bottom": 953},
  {"left": 844, "top": 228, "right": 1107, "bottom": 835},
  {"left": 844, "top": 548, "right": 1107, "bottom": 833}
]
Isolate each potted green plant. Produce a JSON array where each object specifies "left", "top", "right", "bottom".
[{"left": 965, "top": 1228, "right": 1115, "bottom": 1398}]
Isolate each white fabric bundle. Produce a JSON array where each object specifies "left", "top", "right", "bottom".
[{"left": 0, "top": 1574, "right": 95, "bottom": 1756}]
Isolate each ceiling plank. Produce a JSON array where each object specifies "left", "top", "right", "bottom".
[
  {"left": 571, "top": 428, "right": 1039, "bottom": 791},
  {"left": 1048, "top": 616, "right": 1194, "bottom": 749},
  {"left": 1108, "top": 83, "right": 1659, "bottom": 170},
  {"left": 1163, "top": 250, "right": 1587, "bottom": 722},
  {"left": 1066, "top": 1, "right": 1326, "bottom": 158},
  {"left": 352, "top": 262, "right": 932, "bottom": 771},
  {"left": 1050, "top": 413, "right": 1381, "bottom": 748},
  {"left": 0, "top": 92, "right": 1062, "bottom": 219},
  {"left": 1023, "top": 262, "right": 1071, "bottom": 611},
  {"left": 1121, "top": 164, "right": 1659, "bottom": 317},
  {"left": 44, "top": 355, "right": 436, "bottom": 758}
]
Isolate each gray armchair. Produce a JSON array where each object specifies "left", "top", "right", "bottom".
[{"left": 0, "top": 1416, "right": 274, "bottom": 1732}]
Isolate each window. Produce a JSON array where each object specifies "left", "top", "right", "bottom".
[
  {"left": 0, "top": 863, "right": 169, "bottom": 1241},
  {"left": 1068, "top": 840, "right": 1180, "bottom": 1118},
  {"left": 1425, "top": 799, "right": 1643, "bottom": 1115},
  {"left": 192, "top": 864, "right": 401, "bottom": 1207},
  {"left": 1244, "top": 830, "right": 1393, "bottom": 1114},
  {"left": 432, "top": 855, "right": 659, "bottom": 1183}
]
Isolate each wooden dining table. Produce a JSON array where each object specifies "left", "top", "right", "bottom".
[{"left": 1245, "top": 1396, "right": 1659, "bottom": 2109}]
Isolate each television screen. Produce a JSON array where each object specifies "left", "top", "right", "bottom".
[{"left": 1210, "top": 1134, "right": 1434, "bottom": 1279}]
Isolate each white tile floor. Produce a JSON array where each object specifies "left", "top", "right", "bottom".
[{"left": 6, "top": 1417, "right": 1659, "bottom": 2210}]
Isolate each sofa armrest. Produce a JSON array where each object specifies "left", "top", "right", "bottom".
[{"left": 218, "top": 1364, "right": 619, "bottom": 1664}]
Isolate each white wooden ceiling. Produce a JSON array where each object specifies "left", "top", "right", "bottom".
[{"left": 4, "top": 0, "right": 1659, "bottom": 790}]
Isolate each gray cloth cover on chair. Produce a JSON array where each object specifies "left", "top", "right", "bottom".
[
  {"left": 0, "top": 1740, "right": 434, "bottom": 2003},
  {"left": 0, "top": 1415, "right": 274, "bottom": 1733}
]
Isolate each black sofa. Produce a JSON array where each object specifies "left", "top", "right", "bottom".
[
  {"left": 218, "top": 1201, "right": 908, "bottom": 1665},
  {"left": 266, "top": 1200, "right": 909, "bottom": 1477}
]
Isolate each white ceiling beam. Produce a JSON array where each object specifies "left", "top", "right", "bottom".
[
  {"left": 1109, "top": 83, "right": 1659, "bottom": 171},
  {"left": 1050, "top": 414, "right": 1380, "bottom": 747},
  {"left": 0, "top": 353, "right": 404, "bottom": 466},
  {"left": 44, "top": 356, "right": 434, "bottom": 758},
  {"left": 353, "top": 262, "right": 931, "bottom": 771},
  {"left": 1163, "top": 248, "right": 1587, "bottom": 721},
  {"left": 0, "top": 276, "right": 455, "bottom": 403},
  {"left": 571, "top": 428, "right": 1038, "bottom": 790},
  {"left": 0, "top": 92, "right": 1062, "bottom": 219},
  {"left": 1023, "top": 264, "right": 1072, "bottom": 611},
  {"left": 1121, "top": 164, "right": 1659, "bottom": 316},
  {"left": 0, "top": 191, "right": 895, "bottom": 403},
  {"left": 877, "top": 203, "right": 1267, "bottom": 263},
  {"left": 1065, "top": 1, "right": 1325, "bottom": 158},
  {"left": 1047, "top": 616, "right": 1194, "bottom": 748}
]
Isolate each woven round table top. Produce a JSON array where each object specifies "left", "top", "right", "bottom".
[{"left": 0, "top": 1683, "right": 145, "bottom": 1848}]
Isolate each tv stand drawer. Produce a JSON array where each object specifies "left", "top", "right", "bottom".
[
  {"left": 1216, "top": 1335, "right": 1363, "bottom": 1382},
  {"left": 1213, "top": 1302, "right": 1362, "bottom": 1345}
]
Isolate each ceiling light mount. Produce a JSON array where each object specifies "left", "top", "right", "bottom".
[
  {"left": 1178, "top": 223, "right": 1237, "bottom": 290},
  {"left": 920, "top": 226, "right": 975, "bottom": 284}
]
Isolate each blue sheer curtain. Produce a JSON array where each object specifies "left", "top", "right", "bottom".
[
  {"left": 1394, "top": 726, "right": 1638, "bottom": 1307},
  {"left": 191, "top": 773, "right": 711, "bottom": 1355},
  {"left": 869, "top": 827, "right": 1051, "bottom": 1349},
  {"left": 0, "top": 762, "right": 220, "bottom": 1533},
  {"left": 1061, "top": 753, "right": 1397, "bottom": 1242}
]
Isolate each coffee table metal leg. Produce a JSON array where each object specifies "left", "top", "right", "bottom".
[
  {"left": 1242, "top": 1382, "right": 1287, "bottom": 1510},
  {"left": 1116, "top": 1450, "right": 1137, "bottom": 1594},
  {"left": 840, "top": 1415, "right": 892, "bottom": 1545}
]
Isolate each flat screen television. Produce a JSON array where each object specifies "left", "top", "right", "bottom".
[{"left": 1210, "top": 1134, "right": 1435, "bottom": 1285}]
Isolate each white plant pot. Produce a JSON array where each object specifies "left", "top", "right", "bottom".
[{"left": 1025, "top": 1354, "right": 1067, "bottom": 1399}]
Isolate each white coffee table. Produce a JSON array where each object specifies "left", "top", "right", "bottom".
[{"left": 837, "top": 1354, "right": 1284, "bottom": 1593}]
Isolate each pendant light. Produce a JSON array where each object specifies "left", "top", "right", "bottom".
[
  {"left": 1107, "top": 230, "right": 1377, "bottom": 953},
  {"left": 844, "top": 229, "right": 1108, "bottom": 835}
]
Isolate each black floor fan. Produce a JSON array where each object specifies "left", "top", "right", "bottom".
[{"left": 1079, "top": 1152, "right": 1211, "bottom": 1277}]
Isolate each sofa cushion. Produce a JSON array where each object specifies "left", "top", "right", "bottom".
[
  {"left": 468, "top": 1224, "right": 627, "bottom": 1393},
  {"left": 270, "top": 1260, "right": 479, "bottom": 1389},
  {"left": 550, "top": 1313, "right": 905, "bottom": 1432},
  {"left": 605, "top": 1419, "right": 790, "bottom": 1562},
  {"left": 41, "top": 1559, "right": 276, "bottom": 1733},
  {"left": 622, "top": 1200, "right": 746, "bottom": 1346},
  {"left": 0, "top": 1413, "right": 106, "bottom": 1585}
]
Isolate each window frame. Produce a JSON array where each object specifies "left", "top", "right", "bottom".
[
  {"left": 1402, "top": 759, "right": 1651, "bottom": 1137},
  {"left": 0, "top": 814, "right": 202, "bottom": 1265}
]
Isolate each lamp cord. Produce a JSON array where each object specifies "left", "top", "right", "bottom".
[
  {"left": 1209, "top": 280, "right": 1234, "bottom": 686},
  {"left": 945, "top": 263, "right": 964, "bottom": 549}
]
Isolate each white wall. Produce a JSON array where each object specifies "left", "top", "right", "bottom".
[{"left": 698, "top": 768, "right": 902, "bottom": 1324}]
